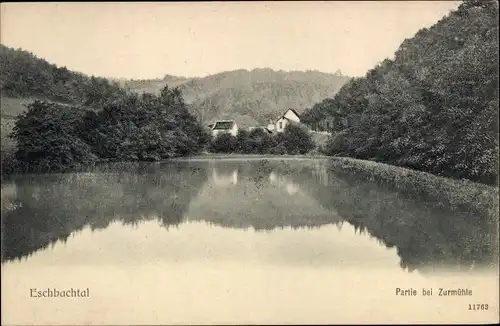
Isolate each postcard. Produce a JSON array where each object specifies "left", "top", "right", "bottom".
[{"left": 1, "top": 1, "right": 499, "bottom": 325}]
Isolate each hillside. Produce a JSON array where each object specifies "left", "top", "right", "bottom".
[
  {"left": 0, "top": 45, "right": 127, "bottom": 107},
  {"left": 116, "top": 74, "right": 195, "bottom": 94},
  {"left": 1, "top": 44, "right": 350, "bottom": 152},
  {"left": 0, "top": 44, "right": 129, "bottom": 152},
  {"left": 0, "top": 46, "right": 211, "bottom": 168},
  {"left": 302, "top": 0, "right": 499, "bottom": 185},
  {"left": 123, "top": 68, "right": 351, "bottom": 129}
]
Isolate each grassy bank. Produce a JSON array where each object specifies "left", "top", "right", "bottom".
[
  {"left": 172, "top": 152, "right": 331, "bottom": 161},
  {"left": 168, "top": 153, "right": 499, "bottom": 226},
  {"left": 0, "top": 97, "right": 29, "bottom": 153},
  {"left": 327, "top": 156, "right": 499, "bottom": 224}
]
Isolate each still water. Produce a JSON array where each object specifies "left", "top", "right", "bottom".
[{"left": 1, "top": 158, "right": 498, "bottom": 324}]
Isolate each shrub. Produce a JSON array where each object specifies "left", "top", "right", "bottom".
[
  {"left": 324, "top": 131, "right": 350, "bottom": 156},
  {"left": 280, "top": 123, "right": 315, "bottom": 154},
  {"left": 79, "top": 87, "right": 209, "bottom": 161},
  {"left": 209, "top": 124, "right": 316, "bottom": 155},
  {"left": 245, "top": 128, "right": 276, "bottom": 154},
  {"left": 236, "top": 130, "right": 251, "bottom": 153},
  {"left": 11, "top": 101, "right": 97, "bottom": 172},
  {"left": 209, "top": 133, "right": 238, "bottom": 153},
  {"left": 4, "top": 86, "right": 209, "bottom": 174}
]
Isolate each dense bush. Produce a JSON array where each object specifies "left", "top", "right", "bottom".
[
  {"left": 208, "top": 123, "right": 315, "bottom": 155},
  {"left": 244, "top": 128, "right": 277, "bottom": 154},
  {"left": 236, "top": 130, "right": 252, "bottom": 153},
  {"left": 81, "top": 87, "right": 209, "bottom": 161},
  {"left": 302, "top": 0, "right": 499, "bottom": 185},
  {"left": 209, "top": 133, "right": 238, "bottom": 153},
  {"left": 10, "top": 101, "right": 97, "bottom": 172},
  {"left": 323, "top": 131, "right": 349, "bottom": 155},
  {"left": 279, "top": 123, "right": 315, "bottom": 154},
  {"left": 5, "top": 86, "right": 209, "bottom": 173}
]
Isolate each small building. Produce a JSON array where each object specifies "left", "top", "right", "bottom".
[
  {"left": 266, "top": 119, "right": 275, "bottom": 132},
  {"left": 275, "top": 109, "right": 301, "bottom": 133},
  {"left": 211, "top": 120, "right": 238, "bottom": 137}
]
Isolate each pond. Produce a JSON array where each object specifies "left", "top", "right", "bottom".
[{"left": 1, "top": 158, "right": 498, "bottom": 324}]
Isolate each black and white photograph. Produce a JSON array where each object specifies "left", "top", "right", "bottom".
[{"left": 1, "top": 1, "right": 499, "bottom": 324}]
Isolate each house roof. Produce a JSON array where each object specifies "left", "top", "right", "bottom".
[
  {"left": 213, "top": 120, "right": 235, "bottom": 130},
  {"left": 277, "top": 108, "right": 300, "bottom": 121},
  {"left": 287, "top": 108, "right": 300, "bottom": 117}
]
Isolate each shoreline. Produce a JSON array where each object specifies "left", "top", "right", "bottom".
[
  {"left": 3, "top": 153, "right": 497, "bottom": 202},
  {"left": 169, "top": 153, "right": 332, "bottom": 161},
  {"left": 2, "top": 153, "right": 498, "bottom": 189}
]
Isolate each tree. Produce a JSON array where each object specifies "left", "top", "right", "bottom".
[
  {"left": 11, "top": 101, "right": 97, "bottom": 172},
  {"left": 309, "top": 1, "right": 499, "bottom": 185},
  {"left": 209, "top": 133, "right": 238, "bottom": 153},
  {"left": 244, "top": 128, "right": 276, "bottom": 154},
  {"left": 280, "top": 123, "right": 315, "bottom": 154},
  {"left": 236, "top": 129, "right": 251, "bottom": 153},
  {"left": 0, "top": 45, "right": 129, "bottom": 110}
]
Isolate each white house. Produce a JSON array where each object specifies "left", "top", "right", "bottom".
[
  {"left": 211, "top": 120, "right": 238, "bottom": 137},
  {"left": 274, "top": 109, "right": 301, "bottom": 133},
  {"left": 266, "top": 119, "right": 275, "bottom": 131}
]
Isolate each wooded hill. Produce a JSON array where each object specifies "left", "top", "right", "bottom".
[
  {"left": 120, "top": 68, "right": 351, "bottom": 128},
  {"left": 0, "top": 46, "right": 210, "bottom": 173},
  {"left": 302, "top": 0, "right": 499, "bottom": 185},
  {"left": 1, "top": 45, "right": 350, "bottom": 152},
  {"left": 0, "top": 45, "right": 129, "bottom": 152},
  {"left": 0, "top": 44, "right": 127, "bottom": 109}
]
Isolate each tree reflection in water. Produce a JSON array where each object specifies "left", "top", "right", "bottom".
[
  {"left": 1, "top": 161, "right": 209, "bottom": 262},
  {"left": 1, "top": 158, "right": 498, "bottom": 274}
]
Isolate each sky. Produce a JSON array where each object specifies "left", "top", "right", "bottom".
[{"left": 0, "top": 1, "right": 461, "bottom": 79}]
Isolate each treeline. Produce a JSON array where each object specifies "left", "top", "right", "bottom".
[
  {"left": 4, "top": 86, "right": 209, "bottom": 173},
  {"left": 0, "top": 45, "right": 126, "bottom": 108},
  {"left": 209, "top": 123, "right": 315, "bottom": 155},
  {"left": 302, "top": 0, "right": 499, "bottom": 185}
]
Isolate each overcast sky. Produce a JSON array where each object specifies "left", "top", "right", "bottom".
[{"left": 1, "top": 1, "right": 461, "bottom": 79}]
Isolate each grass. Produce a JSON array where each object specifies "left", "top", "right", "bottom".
[
  {"left": 1, "top": 118, "right": 16, "bottom": 153},
  {"left": 172, "top": 152, "right": 332, "bottom": 161},
  {"left": 0, "top": 97, "right": 31, "bottom": 117},
  {"left": 1, "top": 96, "right": 31, "bottom": 153},
  {"left": 327, "top": 156, "right": 499, "bottom": 224}
]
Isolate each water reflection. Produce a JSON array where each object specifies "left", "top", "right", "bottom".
[
  {"left": 210, "top": 161, "right": 239, "bottom": 186},
  {"left": 1, "top": 158, "right": 498, "bottom": 274},
  {"left": 1, "top": 161, "right": 209, "bottom": 262},
  {"left": 269, "top": 171, "right": 299, "bottom": 194}
]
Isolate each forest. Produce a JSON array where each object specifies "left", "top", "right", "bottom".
[
  {"left": 0, "top": 44, "right": 127, "bottom": 108},
  {"left": 302, "top": 0, "right": 499, "bottom": 185}
]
